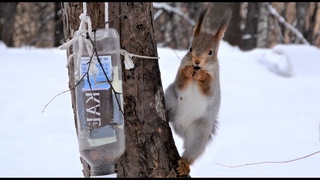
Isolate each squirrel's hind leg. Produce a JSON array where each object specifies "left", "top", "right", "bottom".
[{"left": 176, "top": 120, "right": 212, "bottom": 176}]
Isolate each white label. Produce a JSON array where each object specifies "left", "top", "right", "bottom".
[{"left": 80, "top": 55, "right": 112, "bottom": 91}]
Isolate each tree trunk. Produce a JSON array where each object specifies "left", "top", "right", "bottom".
[
  {"left": 241, "top": 2, "right": 259, "bottom": 51},
  {"left": 208, "top": 2, "right": 243, "bottom": 48},
  {"left": 256, "top": 2, "right": 269, "bottom": 48},
  {"left": 61, "top": 2, "right": 180, "bottom": 178},
  {"left": 108, "top": 2, "right": 180, "bottom": 178},
  {"left": 153, "top": 2, "right": 201, "bottom": 50},
  {"left": 54, "top": 2, "right": 64, "bottom": 47},
  {"left": 295, "top": 2, "right": 309, "bottom": 44},
  {"left": 13, "top": 2, "right": 55, "bottom": 47},
  {"left": 224, "top": 3, "right": 243, "bottom": 47},
  {"left": 60, "top": 2, "right": 106, "bottom": 177},
  {"left": 309, "top": 3, "right": 319, "bottom": 46},
  {"left": 0, "top": 3, "right": 18, "bottom": 47}
]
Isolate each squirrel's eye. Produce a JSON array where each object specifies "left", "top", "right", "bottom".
[
  {"left": 208, "top": 50, "right": 213, "bottom": 56},
  {"left": 189, "top": 47, "right": 192, "bottom": 52}
]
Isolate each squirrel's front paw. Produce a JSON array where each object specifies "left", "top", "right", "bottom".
[
  {"left": 181, "top": 65, "right": 195, "bottom": 78},
  {"left": 193, "top": 69, "right": 207, "bottom": 81},
  {"left": 176, "top": 158, "right": 190, "bottom": 176}
]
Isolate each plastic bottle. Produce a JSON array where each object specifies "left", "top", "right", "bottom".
[{"left": 73, "top": 28, "right": 125, "bottom": 176}]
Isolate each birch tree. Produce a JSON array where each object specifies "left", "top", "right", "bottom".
[{"left": 256, "top": 2, "right": 269, "bottom": 48}]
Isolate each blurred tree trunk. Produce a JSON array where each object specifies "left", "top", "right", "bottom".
[
  {"left": 54, "top": 2, "right": 64, "bottom": 47},
  {"left": 170, "top": 2, "right": 183, "bottom": 49},
  {"left": 295, "top": 2, "right": 309, "bottom": 44},
  {"left": 61, "top": 2, "right": 180, "bottom": 177},
  {"left": 108, "top": 2, "right": 180, "bottom": 177},
  {"left": 14, "top": 2, "right": 55, "bottom": 47},
  {"left": 207, "top": 2, "right": 243, "bottom": 47},
  {"left": 241, "top": 2, "right": 259, "bottom": 51},
  {"left": 223, "top": 3, "right": 243, "bottom": 47},
  {"left": 304, "top": 2, "right": 318, "bottom": 45},
  {"left": 153, "top": 2, "right": 201, "bottom": 49},
  {"left": 256, "top": 2, "right": 269, "bottom": 48},
  {"left": 280, "top": 2, "right": 288, "bottom": 42},
  {"left": 0, "top": 3, "right": 18, "bottom": 47}
]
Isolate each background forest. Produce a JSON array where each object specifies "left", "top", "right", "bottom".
[{"left": 1, "top": 2, "right": 320, "bottom": 50}]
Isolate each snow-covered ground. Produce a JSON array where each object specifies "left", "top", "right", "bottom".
[{"left": 0, "top": 41, "right": 319, "bottom": 177}]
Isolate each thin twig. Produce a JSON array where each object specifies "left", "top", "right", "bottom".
[
  {"left": 87, "top": 32, "right": 124, "bottom": 116},
  {"left": 266, "top": 2, "right": 309, "bottom": 44},
  {"left": 215, "top": 150, "right": 320, "bottom": 168},
  {"left": 42, "top": 46, "right": 93, "bottom": 113},
  {"left": 42, "top": 89, "right": 70, "bottom": 113}
]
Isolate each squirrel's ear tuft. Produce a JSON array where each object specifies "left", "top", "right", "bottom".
[
  {"left": 215, "top": 9, "right": 232, "bottom": 40},
  {"left": 193, "top": 5, "right": 210, "bottom": 37}
]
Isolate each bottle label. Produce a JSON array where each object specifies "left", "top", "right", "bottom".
[
  {"left": 80, "top": 55, "right": 112, "bottom": 91},
  {"left": 79, "top": 55, "right": 116, "bottom": 143},
  {"left": 83, "top": 90, "right": 114, "bottom": 127},
  {"left": 82, "top": 86, "right": 117, "bottom": 146}
]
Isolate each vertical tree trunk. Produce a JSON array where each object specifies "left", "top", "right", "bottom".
[
  {"left": 208, "top": 2, "right": 243, "bottom": 47},
  {"left": 108, "top": 2, "right": 180, "bottom": 177},
  {"left": 295, "top": 2, "right": 309, "bottom": 44},
  {"left": 309, "top": 3, "right": 319, "bottom": 46},
  {"left": 54, "top": 2, "right": 64, "bottom": 47},
  {"left": 60, "top": 2, "right": 106, "bottom": 177},
  {"left": 61, "top": 2, "right": 180, "bottom": 177},
  {"left": 256, "top": 2, "right": 269, "bottom": 48},
  {"left": 168, "top": 2, "right": 181, "bottom": 49},
  {"left": 13, "top": 2, "right": 55, "bottom": 47},
  {"left": 153, "top": 2, "right": 201, "bottom": 50},
  {"left": 241, "top": 2, "right": 259, "bottom": 51},
  {"left": 223, "top": 3, "right": 243, "bottom": 47},
  {"left": 0, "top": 3, "right": 18, "bottom": 47},
  {"left": 152, "top": 2, "right": 176, "bottom": 48}
]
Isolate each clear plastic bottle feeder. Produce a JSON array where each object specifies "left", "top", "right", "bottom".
[{"left": 73, "top": 28, "right": 125, "bottom": 176}]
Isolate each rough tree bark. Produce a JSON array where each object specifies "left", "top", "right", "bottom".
[
  {"left": 61, "top": 2, "right": 180, "bottom": 178},
  {"left": 108, "top": 2, "right": 180, "bottom": 178},
  {"left": 60, "top": 2, "right": 106, "bottom": 177}
]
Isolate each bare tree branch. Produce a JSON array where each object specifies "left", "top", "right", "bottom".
[
  {"left": 153, "top": 2, "right": 195, "bottom": 27},
  {"left": 215, "top": 150, "right": 320, "bottom": 168},
  {"left": 266, "top": 2, "right": 309, "bottom": 45}
]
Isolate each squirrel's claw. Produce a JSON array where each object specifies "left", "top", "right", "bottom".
[{"left": 176, "top": 158, "right": 190, "bottom": 176}]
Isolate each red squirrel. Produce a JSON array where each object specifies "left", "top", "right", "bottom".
[{"left": 164, "top": 5, "right": 232, "bottom": 176}]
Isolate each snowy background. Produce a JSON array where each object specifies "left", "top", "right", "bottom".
[{"left": 0, "top": 40, "right": 319, "bottom": 177}]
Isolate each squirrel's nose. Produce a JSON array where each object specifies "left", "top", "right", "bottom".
[{"left": 195, "top": 61, "right": 200, "bottom": 65}]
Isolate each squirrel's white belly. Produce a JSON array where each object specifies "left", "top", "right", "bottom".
[{"left": 175, "top": 82, "right": 209, "bottom": 132}]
